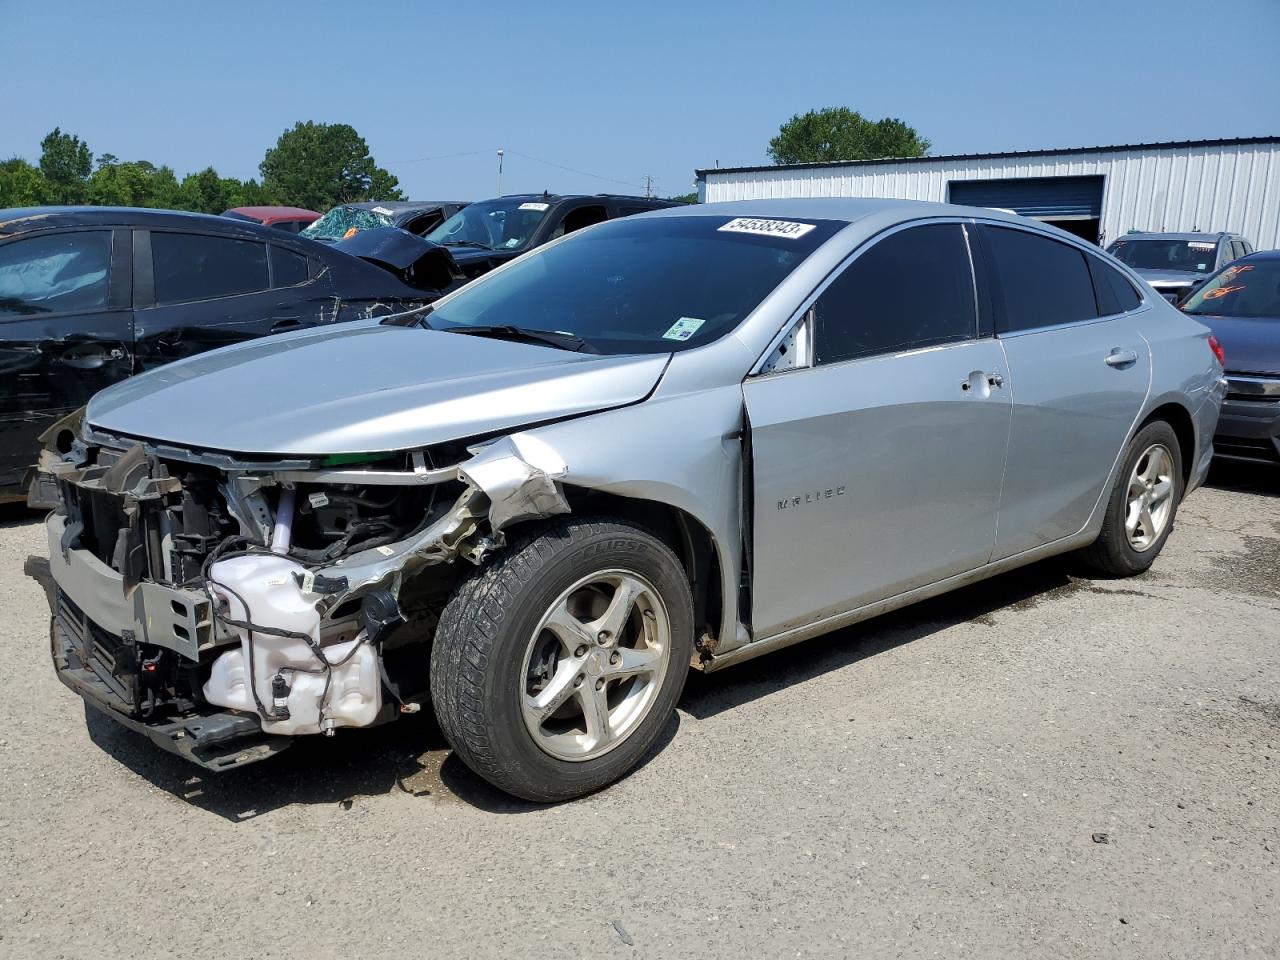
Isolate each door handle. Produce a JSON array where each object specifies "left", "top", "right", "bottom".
[
  {"left": 961, "top": 371, "right": 1004, "bottom": 393},
  {"left": 54, "top": 345, "right": 126, "bottom": 369},
  {"left": 1105, "top": 349, "right": 1139, "bottom": 368}
]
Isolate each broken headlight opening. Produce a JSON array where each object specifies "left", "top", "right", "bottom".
[{"left": 28, "top": 420, "right": 569, "bottom": 769}]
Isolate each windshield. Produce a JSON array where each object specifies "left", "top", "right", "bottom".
[
  {"left": 1182, "top": 260, "right": 1280, "bottom": 319},
  {"left": 424, "top": 197, "right": 553, "bottom": 251},
  {"left": 1108, "top": 238, "right": 1219, "bottom": 274},
  {"left": 301, "top": 205, "right": 394, "bottom": 242},
  {"left": 426, "top": 215, "right": 843, "bottom": 354}
]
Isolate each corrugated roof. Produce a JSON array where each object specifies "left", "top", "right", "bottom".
[{"left": 695, "top": 135, "right": 1280, "bottom": 179}]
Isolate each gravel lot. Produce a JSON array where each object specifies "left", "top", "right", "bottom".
[{"left": 0, "top": 463, "right": 1276, "bottom": 959}]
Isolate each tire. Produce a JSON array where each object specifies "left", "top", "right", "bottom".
[
  {"left": 1079, "top": 420, "right": 1183, "bottom": 576},
  {"left": 430, "top": 516, "right": 694, "bottom": 802}
]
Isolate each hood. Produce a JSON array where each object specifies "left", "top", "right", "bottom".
[
  {"left": 1186, "top": 313, "right": 1280, "bottom": 376},
  {"left": 333, "top": 227, "right": 458, "bottom": 291},
  {"left": 87, "top": 322, "right": 670, "bottom": 455},
  {"left": 1134, "top": 268, "right": 1205, "bottom": 286}
]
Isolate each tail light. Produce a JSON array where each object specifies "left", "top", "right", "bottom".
[{"left": 1207, "top": 334, "right": 1225, "bottom": 367}]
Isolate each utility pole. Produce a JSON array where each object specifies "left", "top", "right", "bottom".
[
  {"left": 643, "top": 174, "right": 653, "bottom": 198},
  {"left": 496, "top": 148, "right": 504, "bottom": 196}
]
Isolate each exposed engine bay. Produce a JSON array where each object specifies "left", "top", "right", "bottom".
[{"left": 27, "top": 411, "right": 570, "bottom": 768}]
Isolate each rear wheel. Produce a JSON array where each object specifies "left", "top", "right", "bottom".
[
  {"left": 430, "top": 517, "right": 693, "bottom": 802},
  {"left": 1080, "top": 421, "right": 1183, "bottom": 576}
]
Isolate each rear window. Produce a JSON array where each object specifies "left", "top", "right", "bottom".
[
  {"left": 981, "top": 226, "right": 1099, "bottom": 332},
  {"left": 152, "top": 233, "right": 269, "bottom": 305},
  {"left": 428, "top": 215, "right": 844, "bottom": 354}
]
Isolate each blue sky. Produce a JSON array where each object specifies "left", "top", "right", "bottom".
[{"left": 6, "top": 0, "right": 1280, "bottom": 201}]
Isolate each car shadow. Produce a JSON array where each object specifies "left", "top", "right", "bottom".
[
  {"left": 0, "top": 501, "right": 41, "bottom": 529},
  {"left": 680, "top": 556, "right": 1078, "bottom": 720},
  {"left": 84, "top": 697, "right": 680, "bottom": 822},
  {"left": 1204, "top": 459, "right": 1278, "bottom": 498}
]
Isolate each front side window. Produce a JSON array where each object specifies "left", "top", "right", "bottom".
[
  {"left": 424, "top": 198, "right": 556, "bottom": 251},
  {"left": 425, "top": 215, "right": 843, "bottom": 354},
  {"left": 982, "top": 225, "right": 1098, "bottom": 332},
  {"left": 1182, "top": 259, "right": 1280, "bottom": 320},
  {"left": 152, "top": 233, "right": 269, "bottom": 305},
  {"left": 812, "top": 223, "right": 977, "bottom": 365},
  {"left": 0, "top": 231, "right": 112, "bottom": 318},
  {"left": 1108, "top": 238, "right": 1219, "bottom": 274}
]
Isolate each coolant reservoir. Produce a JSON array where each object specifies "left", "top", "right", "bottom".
[{"left": 202, "top": 554, "right": 382, "bottom": 736}]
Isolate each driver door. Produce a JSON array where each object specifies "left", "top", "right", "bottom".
[{"left": 743, "top": 222, "right": 1012, "bottom": 638}]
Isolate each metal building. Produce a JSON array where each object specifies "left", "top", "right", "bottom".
[{"left": 696, "top": 136, "right": 1280, "bottom": 248}]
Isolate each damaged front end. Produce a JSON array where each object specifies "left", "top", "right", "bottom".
[{"left": 27, "top": 416, "right": 569, "bottom": 770}]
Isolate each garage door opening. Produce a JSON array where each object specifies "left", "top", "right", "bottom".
[{"left": 949, "top": 176, "right": 1105, "bottom": 244}]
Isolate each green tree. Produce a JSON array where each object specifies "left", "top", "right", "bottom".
[
  {"left": 260, "top": 121, "right": 402, "bottom": 210},
  {"left": 668, "top": 191, "right": 698, "bottom": 204},
  {"left": 767, "top": 108, "right": 930, "bottom": 165},
  {"left": 0, "top": 157, "right": 49, "bottom": 207},
  {"left": 38, "top": 127, "right": 93, "bottom": 203}
]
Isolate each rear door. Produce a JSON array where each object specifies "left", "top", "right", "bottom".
[
  {"left": 975, "top": 223, "right": 1152, "bottom": 559},
  {"left": 133, "top": 230, "right": 331, "bottom": 369},
  {"left": 0, "top": 228, "right": 133, "bottom": 492},
  {"left": 743, "top": 221, "right": 1012, "bottom": 638}
]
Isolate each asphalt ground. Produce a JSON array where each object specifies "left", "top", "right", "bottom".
[{"left": 0, "top": 461, "right": 1276, "bottom": 959}]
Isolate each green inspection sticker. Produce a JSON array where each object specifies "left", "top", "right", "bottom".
[{"left": 662, "top": 317, "right": 705, "bottom": 341}]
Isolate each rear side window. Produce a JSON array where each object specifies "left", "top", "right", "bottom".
[
  {"left": 1230, "top": 241, "right": 1247, "bottom": 261},
  {"left": 980, "top": 226, "right": 1098, "bottom": 332},
  {"left": 1087, "top": 255, "right": 1142, "bottom": 315},
  {"left": 0, "top": 231, "right": 112, "bottom": 318},
  {"left": 152, "top": 233, "right": 269, "bottom": 305},
  {"left": 814, "top": 223, "right": 977, "bottom": 365},
  {"left": 270, "top": 246, "right": 310, "bottom": 287}
]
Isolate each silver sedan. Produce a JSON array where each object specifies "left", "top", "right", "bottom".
[{"left": 31, "top": 199, "right": 1226, "bottom": 800}]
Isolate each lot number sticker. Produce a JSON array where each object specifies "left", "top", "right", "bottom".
[
  {"left": 663, "top": 317, "right": 705, "bottom": 341},
  {"left": 519, "top": 202, "right": 550, "bottom": 211},
  {"left": 718, "top": 217, "right": 816, "bottom": 239}
]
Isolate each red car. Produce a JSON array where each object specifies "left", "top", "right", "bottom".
[{"left": 222, "top": 205, "right": 320, "bottom": 234}]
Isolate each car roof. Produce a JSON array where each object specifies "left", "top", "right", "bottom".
[
  {"left": 226, "top": 205, "right": 319, "bottom": 219},
  {"left": 633, "top": 196, "right": 1035, "bottom": 226},
  {"left": 472, "top": 193, "right": 681, "bottom": 206},
  {"left": 1115, "top": 231, "right": 1240, "bottom": 242},
  {"left": 0, "top": 205, "right": 269, "bottom": 234}
]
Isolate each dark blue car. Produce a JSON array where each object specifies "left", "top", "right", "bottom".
[{"left": 1181, "top": 251, "right": 1280, "bottom": 464}]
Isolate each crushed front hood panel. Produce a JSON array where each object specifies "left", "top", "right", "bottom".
[{"left": 87, "top": 322, "right": 670, "bottom": 455}]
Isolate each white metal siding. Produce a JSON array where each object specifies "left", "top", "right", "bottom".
[{"left": 701, "top": 142, "right": 1280, "bottom": 248}]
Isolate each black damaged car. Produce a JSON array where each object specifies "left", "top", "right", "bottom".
[
  {"left": 0, "top": 206, "right": 456, "bottom": 500},
  {"left": 421, "top": 193, "right": 684, "bottom": 281}
]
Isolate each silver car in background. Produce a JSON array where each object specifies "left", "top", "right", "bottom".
[{"left": 29, "top": 199, "right": 1226, "bottom": 801}]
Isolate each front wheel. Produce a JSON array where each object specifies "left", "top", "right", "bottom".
[
  {"left": 1079, "top": 420, "right": 1183, "bottom": 576},
  {"left": 430, "top": 517, "right": 693, "bottom": 802}
]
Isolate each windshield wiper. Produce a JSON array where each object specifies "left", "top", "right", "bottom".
[
  {"left": 445, "top": 324, "right": 599, "bottom": 354},
  {"left": 442, "top": 240, "right": 492, "bottom": 249}
]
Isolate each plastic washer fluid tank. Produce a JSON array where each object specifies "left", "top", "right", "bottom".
[{"left": 202, "top": 553, "right": 381, "bottom": 736}]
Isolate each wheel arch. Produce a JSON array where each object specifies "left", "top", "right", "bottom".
[
  {"left": 1138, "top": 399, "right": 1197, "bottom": 487},
  {"left": 553, "top": 485, "right": 725, "bottom": 662}
]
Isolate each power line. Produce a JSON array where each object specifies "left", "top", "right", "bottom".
[
  {"left": 505, "top": 149, "right": 643, "bottom": 188},
  {"left": 386, "top": 148, "right": 500, "bottom": 165},
  {"left": 385, "top": 145, "right": 646, "bottom": 192}
]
